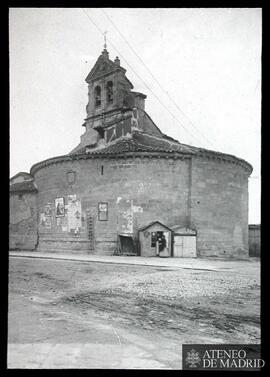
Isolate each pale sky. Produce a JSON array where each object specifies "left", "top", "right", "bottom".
[{"left": 9, "top": 8, "right": 261, "bottom": 223}]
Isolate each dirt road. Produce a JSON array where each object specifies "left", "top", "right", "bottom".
[{"left": 8, "top": 257, "right": 260, "bottom": 368}]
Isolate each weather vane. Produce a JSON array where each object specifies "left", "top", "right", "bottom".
[{"left": 103, "top": 31, "right": 108, "bottom": 49}]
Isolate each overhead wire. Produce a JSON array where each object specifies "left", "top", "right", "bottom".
[
  {"left": 81, "top": 9, "right": 207, "bottom": 146},
  {"left": 101, "top": 8, "right": 216, "bottom": 149},
  {"left": 81, "top": 10, "right": 260, "bottom": 189}
]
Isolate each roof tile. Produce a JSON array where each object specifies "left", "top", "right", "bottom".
[
  {"left": 85, "top": 132, "right": 195, "bottom": 156},
  {"left": 10, "top": 180, "right": 38, "bottom": 193}
]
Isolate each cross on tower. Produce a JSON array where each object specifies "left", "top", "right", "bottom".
[{"left": 103, "top": 31, "right": 108, "bottom": 49}]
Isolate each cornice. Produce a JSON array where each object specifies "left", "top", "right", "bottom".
[{"left": 30, "top": 148, "right": 252, "bottom": 177}]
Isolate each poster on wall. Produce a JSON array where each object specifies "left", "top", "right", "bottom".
[
  {"left": 39, "top": 212, "right": 46, "bottom": 227},
  {"left": 55, "top": 197, "right": 65, "bottom": 217},
  {"left": 67, "top": 195, "right": 76, "bottom": 203},
  {"left": 67, "top": 195, "right": 81, "bottom": 232},
  {"left": 45, "top": 217, "right": 52, "bottom": 229},
  {"left": 98, "top": 202, "right": 108, "bottom": 221},
  {"left": 55, "top": 216, "right": 68, "bottom": 233},
  {"left": 120, "top": 208, "right": 133, "bottom": 233},
  {"left": 44, "top": 203, "right": 52, "bottom": 216},
  {"left": 41, "top": 203, "right": 52, "bottom": 231},
  {"left": 117, "top": 199, "right": 133, "bottom": 234}
]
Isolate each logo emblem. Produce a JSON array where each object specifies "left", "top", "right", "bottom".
[
  {"left": 185, "top": 349, "right": 201, "bottom": 368},
  {"left": 66, "top": 171, "right": 76, "bottom": 185}
]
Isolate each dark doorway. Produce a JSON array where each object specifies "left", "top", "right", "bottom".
[{"left": 156, "top": 231, "right": 166, "bottom": 252}]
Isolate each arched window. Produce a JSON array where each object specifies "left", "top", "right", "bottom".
[
  {"left": 106, "top": 81, "right": 113, "bottom": 103},
  {"left": 94, "top": 86, "right": 101, "bottom": 107}
]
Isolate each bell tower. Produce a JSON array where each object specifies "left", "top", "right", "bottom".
[
  {"left": 69, "top": 46, "right": 148, "bottom": 154},
  {"left": 84, "top": 48, "right": 134, "bottom": 130}
]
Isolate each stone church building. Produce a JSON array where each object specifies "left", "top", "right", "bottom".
[{"left": 9, "top": 48, "right": 253, "bottom": 257}]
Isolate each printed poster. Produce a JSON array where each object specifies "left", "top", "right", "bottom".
[
  {"left": 98, "top": 202, "right": 108, "bottom": 221},
  {"left": 55, "top": 197, "right": 65, "bottom": 217},
  {"left": 44, "top": 203, "right": 52, "bottom": 216},
  {"left": 67, "top": 195, "right": 81, "bottom": 232},
  {"left": 39, "top": 212, "right": 46, "bottom": 226}
]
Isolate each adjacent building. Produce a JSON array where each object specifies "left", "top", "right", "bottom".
[{"left": 248, "top": 224, "right": 261, "bottom": 257}]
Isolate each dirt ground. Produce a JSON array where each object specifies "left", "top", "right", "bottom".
[{"left": 8, "top": 257, "right": 260, "bottom": 369}]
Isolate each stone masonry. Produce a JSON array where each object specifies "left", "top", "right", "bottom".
[{"left": 9, "top": 47, "right": 252, "bottom": 257}]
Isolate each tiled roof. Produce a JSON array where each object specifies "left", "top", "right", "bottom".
[
  {"left": 10, "top": 172, "right": 32, "bottom": 181},
  {"left": 138, "top": 221, "right": 172, "bottom": 232},
  {"left": 30, "top": 131, "right": 253, "bottom": 175},
  {"left": 86, "top": 132, "right": 195, "bottom": 156},
  {"left": 10, "top": 180, "right": 38, "bottom": 193},
  {"left": 79, "top": 132, "right": 252, "bottom": 173}
]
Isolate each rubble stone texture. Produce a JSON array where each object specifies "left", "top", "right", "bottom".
[{"left": 9, "top": 48, "right": 252, "bottom": 256}]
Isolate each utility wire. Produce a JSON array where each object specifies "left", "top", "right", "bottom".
[
  {"left": 81, "top": 9, "right": 205, "bottom": 146},
  {"left": 101, "top": 8, "right": 216, "bottom": 149}
]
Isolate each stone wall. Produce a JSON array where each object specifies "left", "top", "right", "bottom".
[
  {"left": 9, "top": 192, "right": 38, "bottom": 250},
  {"left": 33, "top": 156, "right": 190, "bottom": 254},
  {"left": 20, "top": 151, "right": 251, "bottom": 257},
  {"left": 248, "top": 225, "right": 260, "bottom": 257},
  {"left": 190, "top": 157, "right": 249, "bottom": 257}
]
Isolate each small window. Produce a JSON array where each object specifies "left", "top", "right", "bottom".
[
  {"left": 106, "top": 81, "right": 113, "bottom": 103},
  {"left": 94, "top": 86, "right": 101, "bottom": 107},
  {"left": 18, "top": 194, "right": 23, "bottom": 200},
  {"left": 101, "top": 165, "right": 104, "bottom": 175},
  {"left": 98, "top": 202, "right": 108, "bottom": 221},
  {"left": 151, "top": 232, "right": 157, "bottom": 247}
]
